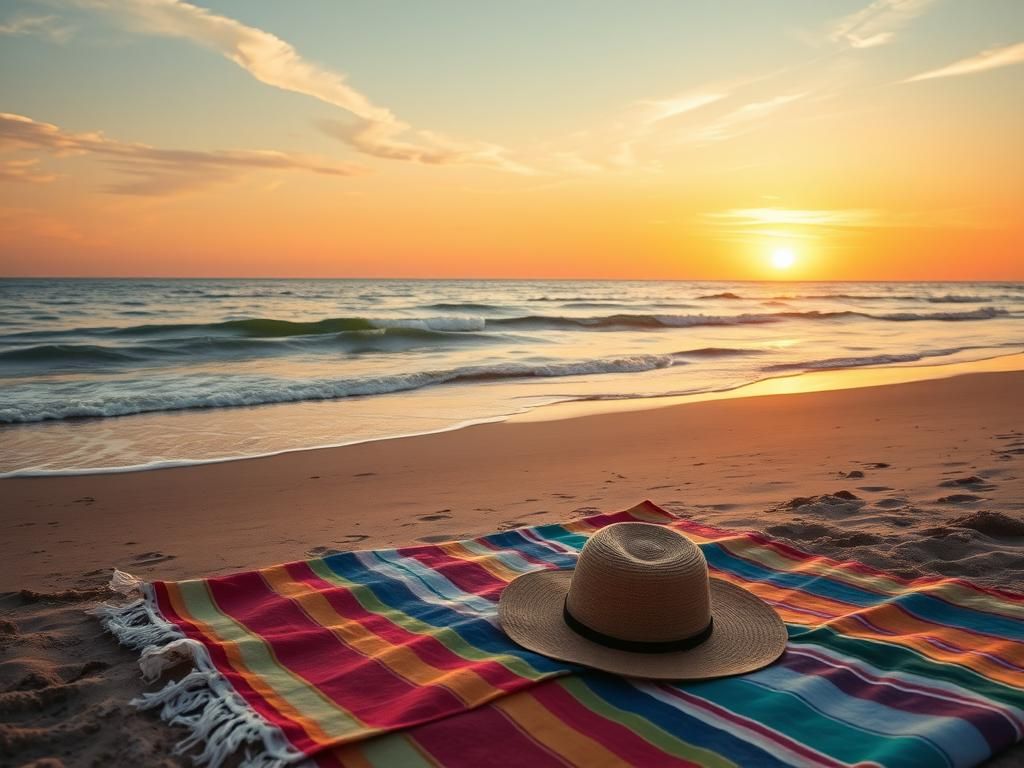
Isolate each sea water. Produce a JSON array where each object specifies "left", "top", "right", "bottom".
[{"left": 1, "top": 278, "right": 1021, "bottom": 475}]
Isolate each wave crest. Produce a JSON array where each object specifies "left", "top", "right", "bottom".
[{"left": 0, "top": 354, "right": 675, "bottom": 423}]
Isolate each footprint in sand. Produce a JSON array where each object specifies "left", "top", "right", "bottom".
[
  {"left": 939, "top": 476, "right": 995, "bottom": 491},
  {"left": 860, "top": 462, "right": 891, "bottom": 470},
  {"left": 418, "top": 510, "right": 453, "bottom": 522},
  {"left": 874, "top": 498, "right": 906, "bottom": 510},
  {"left": 305, "top": 535, "right": 369, "bottom": 557},
  {"left": 497, "top": 521, "right": 528, "bottom": 531},
  {"left": 935, "top": 494, "right": 984, "bottom": 504},
  {"left": 856, "top": 486, "right": 893, "bottom": 492},
  {"left": 305, "top": 546, "right": 343, "bottom": 557},
  {"left": 132, "top": 552, "right": 176, "bottom": 566}
]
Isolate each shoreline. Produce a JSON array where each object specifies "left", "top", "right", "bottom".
[{"left": 5, "top": 349, "right": 1023, "bottom": 480}]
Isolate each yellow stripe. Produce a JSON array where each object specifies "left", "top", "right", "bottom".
[
  {"left": 166, "top": 580, "right": 353, "bottom": 746},
  {"left": 495, "top": 690, "right": 628, "bottom": 766},
  {"left": 260, "top": 565, "right": 504, "bottom": 707},
  {"left": 714, "top": 531, "right": 1024, "bottom": 620}
]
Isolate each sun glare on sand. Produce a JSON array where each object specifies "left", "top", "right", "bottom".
[{"left": 771, "top": 247, "right": 797, "bottom": 270}]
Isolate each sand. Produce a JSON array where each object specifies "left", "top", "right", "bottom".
[{"left": 2, "top": 369, "right": 1023, "bottom": 767}]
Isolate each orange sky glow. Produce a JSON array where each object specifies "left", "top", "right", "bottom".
[{"left": 1, "top": 1, "right": 1022, "bottom": 280}]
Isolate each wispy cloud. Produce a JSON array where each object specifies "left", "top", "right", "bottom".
[
  {"left": 703, "top": 207, "right": 886, "bottom": 243},
  {"left": 74, "top": 0, "right": 528, "bottom": 172},
  {"left": 0, "top": 157, "right": 57, "bottom": 184},
  {"left": 0, "top": 13, "right": 74, "bottom": 43},
  {"left": 904, "top": 41, "right": 1024, "bottom": 82},
  {"left": 691, "top": 93, "right": 808, "bottom": 143},
  {"left": 827, "top": 0, "right": 935, "bottom": 49},
  {"left": 0, "top": 112, "right": 363, "bottom": 195},
  {"left": 707, "top": 208, "right": 884, "bottom": 227},
  {"left": 704, "top": 206, "right": 990, "bottom": 242}
]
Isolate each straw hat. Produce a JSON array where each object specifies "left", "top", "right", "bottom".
[{"left": 498, "top": 522, "right": 786, "bottom": 679}]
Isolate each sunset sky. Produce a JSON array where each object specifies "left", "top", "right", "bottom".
[{"left": 1, "top": 0, "right": 1022, "bottom": 279}]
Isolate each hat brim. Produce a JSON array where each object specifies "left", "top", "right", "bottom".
[{"left": 498, "top": 569, "right": 787, "bottom": 680}]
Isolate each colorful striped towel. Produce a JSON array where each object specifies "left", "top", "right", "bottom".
[{"left": 98, "top": 501, "right": 1024, "bottom": 768}]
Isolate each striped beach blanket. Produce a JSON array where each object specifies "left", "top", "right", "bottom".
[{"left": 100, "top": 502, "right": 1024, "bottom": 768}]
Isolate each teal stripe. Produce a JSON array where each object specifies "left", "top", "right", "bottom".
[
  {"left": 792, "top": 627, "right": 1024, "bottom": 709},
  {"left": 687, "top": 675, "right": 951, "bottom": 768}
]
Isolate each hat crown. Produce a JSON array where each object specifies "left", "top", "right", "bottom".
[{"left": 565, "top": 523, "right": 711, "bottom": 644}]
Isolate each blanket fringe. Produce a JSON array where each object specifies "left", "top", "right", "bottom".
[{"left": 93, "top": 570, "right": 309, "bottom": 768}]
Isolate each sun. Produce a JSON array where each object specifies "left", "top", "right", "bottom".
[{"left": 770, "top": 247, "right": 797, "bottom": 270}]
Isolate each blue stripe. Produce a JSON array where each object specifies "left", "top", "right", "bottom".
[
  {"left": 580, "top": 674, "right": 793, "bottom": 768},
  {"left": 703, "top": 542, "right": 1024, "bottom": 641},
  {"left": 753, "top": 661, "right": 988, "bottom": 766},
  {"left": 320, "top": 550, "right": 572, "bottom": 675}
]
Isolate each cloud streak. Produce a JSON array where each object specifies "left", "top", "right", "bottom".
[
  {"left": 76, "top": 0, "right": 528, "bottom": 172},
  {"left": 904, "top": 41, "right": 1024, "bottom": 82},
  {"left": 0, "top": 157, "right": 58, "bottom": 184},
  {"left": 703, "top": 207, "right": 886, "bottom": 242},
  {"left": 0, "top": 13, "right": 74, "bottom": 43},
  {"left": 0, "top": 112, "right": 363, "bottom": 195},
  {"left": 827, "top": 0, "right": 935, "bottom": 49},
  {"left": 706, "top": 208, "right": 884, "bottom": 227}
]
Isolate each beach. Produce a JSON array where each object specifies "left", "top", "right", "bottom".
[{"left": 3, "top": 366, "right": 1023, "bottom": 766}]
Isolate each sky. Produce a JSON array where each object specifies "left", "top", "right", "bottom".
[{"left": 1, "top": 0, "right": 1022, "bottom": 280}]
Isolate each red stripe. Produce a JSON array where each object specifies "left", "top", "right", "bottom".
[
  {"left": 531, "top": 680, "right": 702, "bottom": 767},
  {"left": 206, "top": 569, "right": 466, "bottom": 729},
  {"left": 283, "top": 561, "right": 540, "bottom": 693},
  {"left": 150, "top": 581, "right": 320, "bottom": 755},
  {"left": 666, "top": 509, "right": 1024, "bottom": 603},
  {"left": 409, "top": 698, "right": 569, "bottom": 768},
  {"left": 397, "top": 545, "right": 508, "bottom": 597}
]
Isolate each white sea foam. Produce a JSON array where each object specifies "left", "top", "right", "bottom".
[{"left": 0, "top": 354, "right": 674, "bottom": 423}]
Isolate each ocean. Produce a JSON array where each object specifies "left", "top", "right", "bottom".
[{"left": 1, "top": 278, "right": 1021, "bottom": 476}]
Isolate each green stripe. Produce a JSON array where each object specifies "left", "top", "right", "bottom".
[
  {"left": 176, "top": 579, "right": 362, "bottom": 736},
  {"left": 689, "top": 676, "right": 948, "bottom": 768},
  {"left": 724, "top": 536, "right": 1024, "bottom": 620},
  {"left": 356, "top": 733, "right": 436, "bottom": 768},
  {"left": 793, "top": 627, "right": 1024, "bottom": 708},
  {"left": 306, "top": 558, "right": 556, "bottom": 681},
  {"left": 559, "top": 676, "right": 735, "bottom": 768}
]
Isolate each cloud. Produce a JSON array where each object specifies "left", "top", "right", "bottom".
[
  {"left": 0, "top": 112, "right": 364, "bottom": 195},
  {"left": 75, "top": 0, "right": 526, "bottom": 172},
  {"left": 706, "top": 208, "right": 884, "bottom": 227},
  {"left": 703, "top": 207, "right": 886, "bottom": 242},
  {"left": 638, "top": 92, "right": 729, "bottom": 125},
  {"left": 691, "top": 93, "right": 807, "bottom": 143},
  {"left": 703, "top": 206, "right": 989, "bottom": 240},
  {"left": 827, "top": 0, "right": 935, "bottom": 49},
  {"left": 0, "top": 13, "right": 74, "bottom": 43},
  {"left": 904, "top": 41, "right": 1024, "bottom": 82},
  {"left": 0, "top": 158, "right": 57, "bottom": 184}
]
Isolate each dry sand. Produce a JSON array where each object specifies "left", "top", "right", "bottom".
[{"left": 2, "top": 369, "right": 1023, "bottom": 767}]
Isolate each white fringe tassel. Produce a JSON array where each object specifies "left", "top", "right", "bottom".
[{"left": 93, "top": 570, "right": 311, "bottom": 768}]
